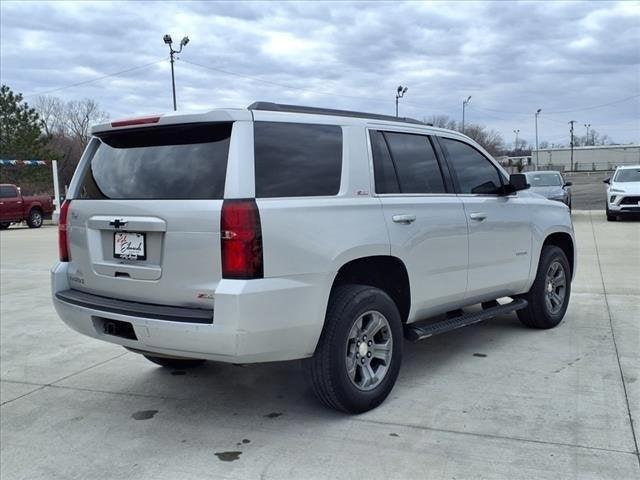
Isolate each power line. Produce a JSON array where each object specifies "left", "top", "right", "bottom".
[
  {"left": 22, "top": 58, "right": 168, "bottom": 97},
  {"left": 470, "top": 94, "right": 640, "bottom": 116}
]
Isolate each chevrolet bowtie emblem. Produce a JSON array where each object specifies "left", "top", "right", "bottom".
[{"left": 109, "top": 219, "right": 128, "bottom": 229}]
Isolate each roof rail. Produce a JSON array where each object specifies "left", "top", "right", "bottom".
[{"left": 248, "top": 101, "right": 428, "bottom": 126}]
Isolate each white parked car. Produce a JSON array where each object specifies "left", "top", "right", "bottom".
[
  {"left": 604, "top": 165, "right": 640, "bottom": 221},
  {"left": 52, "top": 102, "right": 576, "bottom": 413}
]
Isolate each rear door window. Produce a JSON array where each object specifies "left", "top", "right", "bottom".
[
  {"left": 77, "top": 123, "right": 232, "bottom": 200},
  {"left": 254, "top": 122, "right": 342, "bottom": 198},
  {"left": 0, "top": 185, "right": 18, "bottom": 198},
  {"left": 371, "top": 130, "right": 446, "bottom": 194},
  {"left": 440, "top": 138, "right": 504, "bottom": 195}
]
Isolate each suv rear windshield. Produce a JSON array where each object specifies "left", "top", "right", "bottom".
[{"left": 76, "top": 123, "right": 231, "bottom": 200}]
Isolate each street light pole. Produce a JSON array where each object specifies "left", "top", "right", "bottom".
[
  {"left": 584, "top": 123, "right": 591, "bottom": 146},
  {"left": 163, "top": 34, "right": 190, "bottom": 111},
  {"left": 513, "top": 129, "right": 520, "bottom": 153},
  {"left": 569, "top": 120, "right": 576, "bottom": 171},
  {"left": 462, "top": 96, "right": 471, "bottom": 133},
  {"left": 535, "top": 108, "right": 541, "bottom": 169},
  {"left": 395, "top": 85, "right": 407, "bottom": 117}
]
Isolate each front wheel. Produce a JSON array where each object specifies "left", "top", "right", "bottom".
[
  {"left": 0, "top": 222, "right": 9, "bottom": 230},
  {"left": 305, "top": 285, "right": 403, "bottom": 413},
  {"left": 517, "top": 245, "right": 571, "bottom": 329}
]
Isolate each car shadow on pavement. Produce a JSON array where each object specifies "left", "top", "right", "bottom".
[{"left": 119, "top": 313, "right": 530, "bottom": 420}]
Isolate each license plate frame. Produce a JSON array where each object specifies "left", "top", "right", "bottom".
[{"left": 113, "top": 232, "right": 147, "bottom": 260}]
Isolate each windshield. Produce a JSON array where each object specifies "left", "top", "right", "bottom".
[
  {"left": 76, "top": 123, "right": 231, "bottom": 200},
  {"left": 526, "top": 172, "right": 562, "bottom": 187},
  {"left": 614, "top": 168, "right": 640, "bottom": 183}
]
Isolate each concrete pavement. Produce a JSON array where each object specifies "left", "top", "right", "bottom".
[{"left": 1, "top": 212, "right": 639, "bottom": 479}]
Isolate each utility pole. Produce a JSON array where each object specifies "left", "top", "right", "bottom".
[
  {"left": 569, "top": 120, "right": 576, "bottom": 171},
  {"left": 462, "top": 96, "right": 471, "bottom": 133},
  {"left": 395, "top": 85, "right": 407, "bottom": 117},
  {"left": 535, "top": 108, "right": 541, "bottom": 169},
  {"left": 584, "top": 123, "right": 591, "bottom": 146},
  {"left": 163, "top": 34, "right": 190, "bottom": 111},
  {"left": 513, "top": 129, "right": 520, "bottom": 153}
]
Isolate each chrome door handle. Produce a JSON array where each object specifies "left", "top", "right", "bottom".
[
  {"left": 469, "top": 212, "right": 487, "bottom": 221},
  {"left": 392, "top": 214, "right": 416, "bottom": 224}
]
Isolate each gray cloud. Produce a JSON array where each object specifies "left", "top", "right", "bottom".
[{"left": 1, "top": 0, "right": 638, "bottom": 146}]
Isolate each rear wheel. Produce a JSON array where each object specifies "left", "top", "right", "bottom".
[
  {"left": 27, "top": 209, "right": 43, "bottom": 228},
  {"left": 0, "top": 222, "right": 9, "bottom": 230},
  {"left": 517, "top": 245, "right": 571, "bottom": 329},
  {"left": 143, "top": 354, "right": 205, "bottom": 369},
  {"left": 305, "top": 284, "right": 403, "bottom": 413}
]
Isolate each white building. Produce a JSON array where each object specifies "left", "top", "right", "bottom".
[{"left": 532, "top": 145, "right": 640, "bottom": 172}]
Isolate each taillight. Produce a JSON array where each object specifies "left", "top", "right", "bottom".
[
  {"left": 221, "top": 199, "right": 263, "bottom": 279},
  {"left": 58, "top": 200, "right": 71, "bottom": 262}
]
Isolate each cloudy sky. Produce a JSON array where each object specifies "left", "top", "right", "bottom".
[{"left": 1, "top": 0, "right": 639, "bottom": 147}]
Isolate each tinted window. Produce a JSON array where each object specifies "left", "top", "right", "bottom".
[
  {"left": 370, "top": 131, "right": 400, "bottom": 194},
  {"left": 0, "top": 185, "right": 18, "bottom": 198},
  {"left": 77, "top": 123, "right": 231, "bottom": 200},
  {"left": 254, "top": 122, "right": 342, "bottom": 197},
  {"left": 383, "top": 132, "right": 445, "bottom": 194},
  {"left": 441, "top": 138, "right": 503, "bottom": 194}
]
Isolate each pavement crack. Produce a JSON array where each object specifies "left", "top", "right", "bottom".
[{"left": 589, "top": 211, "right": 640, "bottom": 467}]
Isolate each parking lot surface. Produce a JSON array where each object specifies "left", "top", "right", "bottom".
[
  {"left": 565, "top": 172, "right": 611, "bottom": 211},
  {"left": 1, "top": 212, "right": 639, "bottom": 480}
]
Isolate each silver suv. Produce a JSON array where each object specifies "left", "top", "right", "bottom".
[{"left": 52, "top": 102, "right": 575, "bottom": 413}]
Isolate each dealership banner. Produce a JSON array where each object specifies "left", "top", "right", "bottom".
[{"left": 0, "top": 160, "right": 49, "bottom": 165}]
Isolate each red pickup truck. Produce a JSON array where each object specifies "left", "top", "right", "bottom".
[{"left": 0, "top": 184, "right": 54, "bottom": 229}]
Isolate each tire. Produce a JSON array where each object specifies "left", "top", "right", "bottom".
[
  {"left": 143, "top": 354, "right": 205, "bottom": 369},
  {"left": 0, "top": 222, "right": 9, "bottom": 230},
  {"left": 27, "top": 209, "right": 43, "bottom": 228},
  {"left": 305, "top": 285, "right": 403, "bottom": 413},
  {"left": 606, "top": 211, "right": 616, "bottom": 221},
  {"left": 517, "top": 245, "right": 571, "bottom": 329}
]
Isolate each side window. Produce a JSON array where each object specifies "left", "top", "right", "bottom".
[
  {"left": 0, "top": 185, "right": 17, "bottom": 198},
  {"left": 369, "top": 131, "right": 400, "bottom": 194},
  {"left": 254, "top": 122, "right": 342, "bottom": 198},
  {"left": 440, "top": 138, "right": 503, "bottom": 195},
  {"left": 372, "top": 131, "right": 446, "bottom": 194}
]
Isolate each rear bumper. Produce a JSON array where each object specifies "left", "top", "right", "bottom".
[{"left": 51, "top": 262, "right": 329, "bottom": 363}]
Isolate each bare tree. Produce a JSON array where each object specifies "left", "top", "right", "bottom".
[
  {"left": 65, "top": 98, "right": 109, "bottom": 150},
  {"left": 425, "top": 114, "right": 458, "bottom": 131},
  {"left": 34, "top": 96, "right": 65, "bottom": 137},
  {"left": 33, "top": 96, "right": 109, "bottom": 188},
  {"left": 461, "top": 123, "right": 505, "bottom": 157}
]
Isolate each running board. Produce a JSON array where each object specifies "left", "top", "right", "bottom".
[{"left": 404, "top": 298, "right": 528, "bottom": 342}]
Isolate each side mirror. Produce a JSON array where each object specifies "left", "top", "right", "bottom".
[
  {"left": 506, "top": 173, "right": 530, "bottom": 193},
  {"left": 603, "top": 178, "right": 610, "bottom": 184},
  {"left": 564, "top": 181, "right": 573, "bottom": 187}
]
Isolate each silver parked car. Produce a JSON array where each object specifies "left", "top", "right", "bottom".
[{"left": 524, "top": 171, "right": 572, "bottom": 209}]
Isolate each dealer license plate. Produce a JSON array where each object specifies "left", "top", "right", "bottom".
[{"left": 114, "top": 232, "right": 146, "bottom": 260}]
